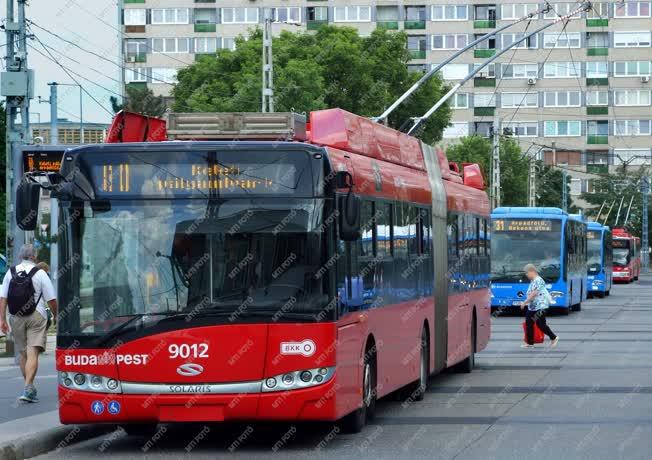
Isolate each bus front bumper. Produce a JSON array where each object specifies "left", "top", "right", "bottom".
[{"left": 58, "top": 375, "right": 341, "bottom": 424}]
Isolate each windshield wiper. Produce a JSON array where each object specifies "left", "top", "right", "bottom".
[{"left": 94, "top": 313, "right": 178, "bottom": 346}]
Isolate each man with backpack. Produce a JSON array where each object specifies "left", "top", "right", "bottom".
[{"left": 0, "top": 244, "right": 57, "bottom": 403}]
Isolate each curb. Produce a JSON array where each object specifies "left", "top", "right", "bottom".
[{"left": 0, "top": 424, "right": 116, "bottom": 460}]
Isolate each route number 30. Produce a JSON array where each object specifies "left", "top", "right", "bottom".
[{"left": 168, "top": 343, "right": 209, "bottom": 359}]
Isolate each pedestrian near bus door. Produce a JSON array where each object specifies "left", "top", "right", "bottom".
[
  {"left": 0, "top": 244, "right": 58, "bottom": 403},
  {"left": 520, "top": 263, "right": 559, "bottom": 349}
]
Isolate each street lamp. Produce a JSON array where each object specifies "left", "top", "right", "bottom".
[{"left": 39, "top": 82, "right": 84, "bottom": 144}]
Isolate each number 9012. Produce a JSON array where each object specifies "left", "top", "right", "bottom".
[{"left": 168, "top": 343, "right": 209, "bottom": 359}]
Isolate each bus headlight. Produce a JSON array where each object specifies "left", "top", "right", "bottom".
[
  {"left": 548, "top": 291, "right": 564, "bottom": 305},
  {"left": 592, "top": 280, "right": 604, "bottom": 286},
  {"left": 262, "top": 367, "right": 335, "bottom": 392},
  {"left": 58, "top": 372, "right": 122, "bottom": 393}
]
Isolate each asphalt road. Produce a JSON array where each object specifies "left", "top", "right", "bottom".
[
  {"left": 32, "top": 277, "right": 652, "bottom": 459},
  {"left": 0, "top": 335, "right": 58, "bottom": 422}
]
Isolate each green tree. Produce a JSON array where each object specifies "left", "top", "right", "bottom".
[
  {"left": 535, "top": 164, "right": 577, "bottom": 212},
  {"left": 110, "top": 85, "right": 167, "bottom": 117},
  {"left": 445, "top": 135, "right": 529, "bottom": 206},
  {"left": 172, "top": 27, "right": 451, "bottom": 144}
]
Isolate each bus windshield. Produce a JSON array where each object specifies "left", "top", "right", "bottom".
[
  {"left": 587, "top": 232, "right": 602, "bottom": 274},
  {"left": 58, "top": 198, "right": 332, "bottom": 346},
  {"left": 613, "top": 239, "right": 630, "bottom": 267},
  {"left": 490, "top": 219, "right": 562, "bottom": 283}
]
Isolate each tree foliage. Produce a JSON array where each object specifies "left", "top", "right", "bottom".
[
  {"left": 535, "top": 164, "right": 577, "bottom": 212},
  {"left": 172, "top": 27, "right": 452, "bottom": 144},
  {"left": 445, "top": 135, "right": 529, "bottom": 206},
  {"left": 110, "top": 85, "right": 167, "bottom": 117}
]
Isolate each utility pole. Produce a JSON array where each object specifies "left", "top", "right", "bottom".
[
  {"left": 528, "top": 158, "right": 537, "bottom": 207},
  {"left": 261, "top": 12, "right": 274, "bottom": 113},
  {"left": 118, "top": 0, "right": 125, "bottom": 102},
  {"left": 642, "top": 177, "right": 649, "bottom": 273},
  {"left": 48, "top": 83, "right": 59, "bottom": 144},
  {"left": 2, "top": 0, "right": 33, "bottom": 263},
  {"left": 490, "top": 115, "right": 501, "bottom": 209}
]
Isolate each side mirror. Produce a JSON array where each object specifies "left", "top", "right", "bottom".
[
  {"left": 338, "top": 192, "right": 361, "bottom": 241},
  {"left": 335, "top": 170, "right": 354, "bottom": 189},
  {"left": 16, "top": 181, "right": 41, "bottom": 231}
]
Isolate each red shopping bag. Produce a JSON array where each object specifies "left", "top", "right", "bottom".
[{"left": 522, "top": 321, "right": 544, "bottom": 344}]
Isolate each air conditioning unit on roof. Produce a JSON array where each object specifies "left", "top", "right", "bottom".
[
  {"left": 527, "top": 77, "right": 537, "bottom": 85},
  {"left": 641, "top": 75, "right": 650, "bottom": 83}
]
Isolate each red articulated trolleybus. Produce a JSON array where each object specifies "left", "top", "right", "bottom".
[
  {"left": 612, "top": 228, "right": 641, "bottom": 283},
  {"left": 16, "top": 109, "right": 491, "bottom": 434}
]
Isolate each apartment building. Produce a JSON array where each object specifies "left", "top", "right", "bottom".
[{"left": 121, "top": 1, "right": 652, "bottom": 199}]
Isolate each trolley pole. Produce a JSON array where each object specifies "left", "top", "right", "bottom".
[
  {"left": 642, "top": 177, "right": 649, "bottom": 273},
  {"left": 261, "top": 13, "right": 274, "bottom": 112},
  {"left": 491, "top": 115, "right": 501, "bottom": 209}
]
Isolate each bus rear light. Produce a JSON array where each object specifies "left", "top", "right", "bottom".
[
  {"left": 262, "top": 367, "right": 335, "bottom": 393},
  {"left": 58, "top": 372, "right": 122, "bottom": 394}
]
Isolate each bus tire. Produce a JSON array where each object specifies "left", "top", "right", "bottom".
[
  {"left": 405, "top": 327, "right": 429, "bottom": 401},
  {"left": 456, "top": 317, "right": 476, "bottom": 374},
  {"left": 340, "top": 344, "right": 376, "bottom": 433},
  {"left": 121, "top": 424, "right": 158, "bottom": 437},
  {"left": 572, "top": 303, "right": 582, "bottom": 312},
  {"left": 605, "top": 290, "right": 610, "bottom": 297}
]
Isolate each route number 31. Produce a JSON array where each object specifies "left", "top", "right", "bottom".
[{"left": 168, "top": 343, "right": 209, "bottom": 359}]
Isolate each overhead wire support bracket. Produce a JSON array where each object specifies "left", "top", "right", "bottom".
[
  {"left": 405, "top": 1, "right": 592, "bottom": 136},
  {"left": 373, "top": 4, "right": 552, "bottom": 124}
]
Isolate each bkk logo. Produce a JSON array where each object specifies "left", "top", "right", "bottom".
[
  {"left": 280, "top": 339, "right": 316, "bottom": 357},
  {"left": 177, "top": 363, "right": 205, "bottom": 377}
]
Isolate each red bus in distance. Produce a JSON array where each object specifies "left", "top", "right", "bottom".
[{"left": 612, "top": 228, "right": 640, "bottom": 283}]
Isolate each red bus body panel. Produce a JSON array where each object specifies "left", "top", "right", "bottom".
[{"left": 612, "top": 228, "right": 641, "bottom": 282}]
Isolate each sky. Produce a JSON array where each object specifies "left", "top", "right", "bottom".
[{"left": 9, "top": 0, "right": 120, "bottom": 125}]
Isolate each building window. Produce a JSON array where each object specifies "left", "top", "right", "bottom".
[
  {"left": 124, "top": 9, "right": 146, "bottom": 26},
  {"left": 195, "top": 38, "right": 217, "bottom": 54},
  {"left": 472, "top": 63, "right": 496, "bottom": 78},
  {"left": 615, "top": 119, "right": 651, "bottom": 136},
  {"left": 544, "top": 91, "right": 581, "bottom": 107},
  {"left": 586, "top": 151, "right": 609, "bottom": 164},
  {"left": 614, "top": 149, "right": 651, "bottom": 165},
  {"left": 587, "top": 2, "right": 609, "bottom": 18},
  {"left": 451, "top": 93, "right": 469, "bottom": 109},
  {"left": 544, "top": 120, "right": 581, "bottom": 137},
  {"left": 543, "top": 32, "right": 581, "bottom": 49},
  {"left": 408, "top": 35, "right": 427, "bottom": 52},
  {"left": 614, "top": 31, "right": 652, "bottom": 48},
  {"left": 438, "top": 63, "right": 468, "bottom": 80},
  {"left": 431, "top": 5, "right": 468, "bottom": 21},
  {"left": 273, "top": 7, "right": 301, "bottom": 23},
  {"left": 125, "top": 39, "right": 147, "bottom": 57},
  {"left": 586, "top": 32, "right": 609, "bottom": 48},
  {"left": 474, "top": 5, "right": 496, "bottom": 20},
  {"left": 376, "top": 6, "right": 399, "bottom": 22},
  {"left": 501, "top": 92, "right": 538, "bottom": 108},
  {"left": 222, "top": 7, "right": 259, "bottom": 24},
  {"left": 221, "top": 38, "right": 236, "bottom": 51},
  {"left": 151, "top": 8, "right": 189, "bottom": 25},
  {"left": 587, "top": 120, "right": 609, "bottom": 136},
  {"left": 333, "top": 6, "right": 371, "bottom": 22},
  {"left": 502, "top": 63, "right": 538, "bottom": 79},
  {"left": 586, "top": 90, "right": 608, "bottom": 106},
  {"left": 405, "top": 6, "right": 426, "bottom": 21},
  {"left": 151, "top": 68, "right": 178, "bottom": 84},
  {"left": 503, "top": 121, "right": 538, "bottom": 137},
  {"left": 543, "top": 3, "right": 582, "bottom": 18},
  {"left": 474, "top": 122, "right": 493, "bottom": 137},
  {"left": 614, "top": 90, "right": 651, "bottom": 106},
  {"left": 307, "top": 6, "right": 328, "bottom": 21},
  {"left": 125, "top": 67, "right": 147, "bottom": 83},
  {"left": 543, "top": 62, "right": 580, "bottom": 78},
  {"left": 614, "top": 61, "right": 652, "bottom": 77},
  {"left": 501, "top": 4, "right": 539, "bottom": 20},
  {"left": 586, "top": 61, "right": 608, "bottom": 78},
  {"left": 432, "top": 34, "right": 468, "bottom": 50},
  {"left": 501, "top": 33, "right": 538, "bottom": 49},
  {"left": 473, "top": 93, "right": 496, "bottom": 107},
  {"left": 443, "top": 122, "right": 469, "bottom": 138},
  {"left": 614, "top": 2, "right": 651, "bottom": 18},
  {"left": 152, "top": 38, "right": 190, "bottom": 54}
]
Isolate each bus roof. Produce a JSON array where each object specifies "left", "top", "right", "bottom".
[
  {"left": 587, "top": 221, "right": 609, "bottom": 231},
  {"left": 491, "top": 207, "right": 567, "bottom": 217}
]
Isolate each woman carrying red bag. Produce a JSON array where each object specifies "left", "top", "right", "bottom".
[{"left": 519, "top": 264, "right": 559, "bottom": 349}]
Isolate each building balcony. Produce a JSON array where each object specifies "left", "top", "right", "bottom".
[
  {"left": 195, "top": 53, "right": 216, "bottom": 62},
  {"left": 587, "top": 135, "right": 608, "bottom": 144},
  {"left": 587, "top": 106, "right": 608, "bottom": 115},
  {"left": 587, "top": 164, "right": 608, "bottom": 174},
  {"left": 586, "top": 18, "right": 608, "bottom": 27},
  {"left": 404, "top": 20, "right": 426, "bottom": 30},
  {"left": 195, "top": 23, "right": 217, "bottom": 33},
  {"left": 474, "top": 106, "right": 495, "bottom": 116},
  {"left": 474, "top": 20, "right": 496, "bottom": 28},
  {"left": 126, "top": 82, "right": 148, "bottom": 90},
  {"left": 307, "top": 20, "right": 328, "bottom": 30},
  {"left": 474, "top": 49, "right": 495, "bottom": 58},
  {"left": 125, "top": 53, "right": 146, "bottom": 63},
  {"left": 409, "top": 50, "right": 426, "bottom": 59},
  {"left": 377, "top": 21, "right": 399, "bottom": 30},
  {"left": 587, "top": 48, "right": 608, "bottom": 56},
  {"left": 474, "top": 77, "right": 496, "bottom": 87},
  {"left": 586, "top": 77, "right": 608, "bottom": 86}
]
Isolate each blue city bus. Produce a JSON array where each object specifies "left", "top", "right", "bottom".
[
  {"left": 491, "top": 207, "right": 587, "bottom": 314},
  {"left": 569, "top": 213, "right": 590, "bottom": 304},
  {"left": 587, "top": 222, "right": 613, "bottom": 298}
]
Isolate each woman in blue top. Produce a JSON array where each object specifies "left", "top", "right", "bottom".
[{"left": 520, "top": 264, "right": 559, "bottom": 348}]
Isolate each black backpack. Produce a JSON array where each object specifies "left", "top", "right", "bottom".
[{"left": 7, "top": 266, "right": 42, "bottom": 317}]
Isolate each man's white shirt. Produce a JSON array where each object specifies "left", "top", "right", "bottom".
[{"left": 0, "top": 260, "right": 56, "bottom": 319}]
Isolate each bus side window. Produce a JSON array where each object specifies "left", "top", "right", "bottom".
[
  {"left": 356, "top": 200, "right": 377, "bottom": 310},
  {"left": 420, "top": 208, "right": 433, "bottom": 296},
  {"left": 447, "top": 213, "right": 459, "bottom": 292},
  {"left": 376, "top": 202, "right": 392, "bottom": 258}
]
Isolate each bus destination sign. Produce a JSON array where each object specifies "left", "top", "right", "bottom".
[
  {"left": 613, "top": 238, "right": 629, "bottom": 248},
  {"left": 493, "top": 219, "right": 555, "bottom": 232}
]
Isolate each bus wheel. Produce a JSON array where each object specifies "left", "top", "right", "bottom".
[
  {"left": 340, "top": 347, "right": 376, "bottom": 433},
  {"left": 572, "top": 303, "right": 582, "bottom": 312},
  {"left": 456, "top": 319, "right": 476, "bottom": 374},
  {"left": 605, "top": 290, "right": 610, "bottom": 297},
  {"left": 406, "top": 327, "right": 429, "bottom": 401},
  {"left": 121, "top": 424, "right": 158, "bottom": 437}
]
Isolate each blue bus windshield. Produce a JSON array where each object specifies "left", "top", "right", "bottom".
[
  {"left": 491, "top": 218, "right": 562, "bottom": 283},
  {"left": 587, "top": 231, "right": 602, "bottom": 273}
]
